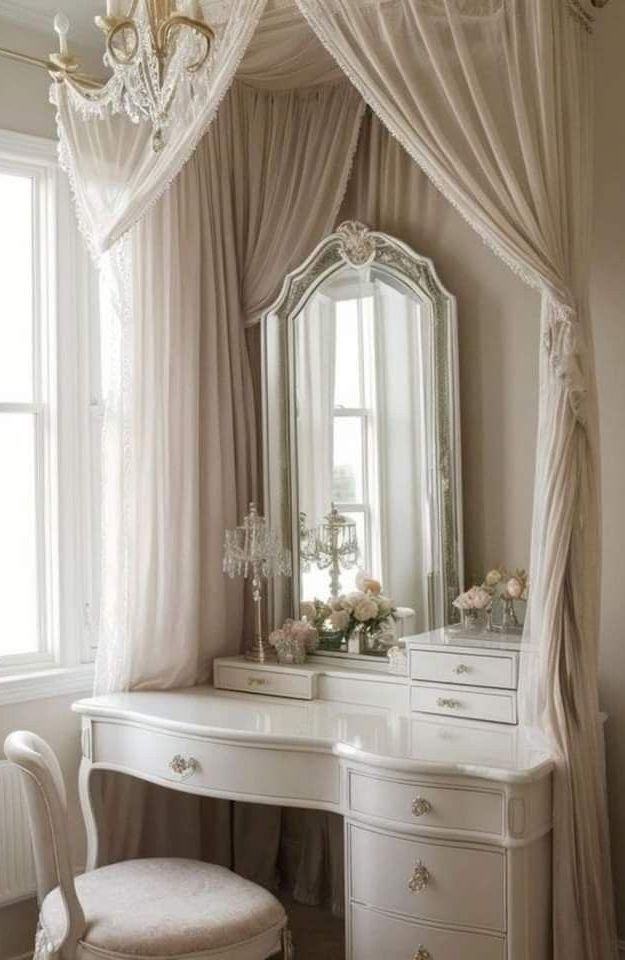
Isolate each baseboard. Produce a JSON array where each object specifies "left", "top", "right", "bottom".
[{"left": 9, "top": 953, "right": 32, "bottom": 960}]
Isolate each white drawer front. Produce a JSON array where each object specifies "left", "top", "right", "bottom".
[
  {"left": 347, "top": 771, "right": 504, "bottom": 836},
  {"left": 350, "top": 902, "right": 505, "bottom": 960},
  {"left": 92, "top": 721, "right": 339, "bottom": 806},
  {"left": 410, "top": 683, "right": 517, "bottom": 724},
  {"left": 349, "top": 823, "right": 505, "bottom": 933},
  {"left": 410, "top": 650, "right": 518, "bottom": 690},
  {"left": 214, "top": 664, "right": 313, "bottom": 700}
]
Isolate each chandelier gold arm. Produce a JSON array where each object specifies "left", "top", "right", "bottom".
[
  {"left": 97, "top": 17, "right": 140, "bottom": 66},
  {"left": 157, "top": 15, "right": 215, "bottom": 72}
]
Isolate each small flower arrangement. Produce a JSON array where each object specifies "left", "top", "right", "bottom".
[
  {"left": 453, "top": 566, "right": 528, "bottom": 633},
  {"left": 482, "top": 567, "right": 528, "bottom": 602},
  {"left": 269, "top": 618, "right": 319, "bottom": 664},
  {"left": 452, "top": 585, "right": 493, "bottom": 613},
  {"left": 481, "top": 567, "right": 528, "bottom": 632}
]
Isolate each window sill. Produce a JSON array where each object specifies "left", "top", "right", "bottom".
[{"left": 0, "top": 664, "right": 94, "bottom": 706}]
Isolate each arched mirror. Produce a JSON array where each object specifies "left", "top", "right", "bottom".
[{"left": 262, "top": 221, "right": 463, "bottom": 658}]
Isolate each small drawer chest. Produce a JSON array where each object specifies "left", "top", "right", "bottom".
[{"left": 408, "top": 630, "right": 521, "bottom": 725}]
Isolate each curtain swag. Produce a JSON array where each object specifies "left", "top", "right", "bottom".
[{"left": 54, "top": 0, "right": 616, "bottom": 958}]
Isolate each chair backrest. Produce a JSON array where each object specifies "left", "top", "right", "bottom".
[{"left": 3, "top": 732, "right": 85, "bottom": 950}]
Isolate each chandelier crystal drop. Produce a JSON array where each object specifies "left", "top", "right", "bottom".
[{"left": 48, "top": 1, "right": 215, "bottom": 151}]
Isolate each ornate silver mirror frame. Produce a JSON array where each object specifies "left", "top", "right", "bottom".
[{"left": 261, "top": 221, "right": 464, "bottom": 636}]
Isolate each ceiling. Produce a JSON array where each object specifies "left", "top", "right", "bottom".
[{"left": 0, "top": 0, "right": 103, "bottom": 49}]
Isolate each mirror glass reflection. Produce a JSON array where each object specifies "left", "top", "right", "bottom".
[{"left": 293, "top": 265, "right": 429, "bottom": 650}]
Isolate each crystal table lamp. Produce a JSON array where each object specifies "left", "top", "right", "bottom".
[
  {"left": 301, "top": 504, "right": 359, "bottom": 600},
  {"left": 223, "top": 502, "right": 292, "bottom": 662}
]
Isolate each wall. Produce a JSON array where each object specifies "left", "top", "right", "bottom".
[{"left": 593, "top": 2, "right": 625, "bottom": 948}]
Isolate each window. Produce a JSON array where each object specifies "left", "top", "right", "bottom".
[
  {"left": 0, "top": 131, "right": 100, "bottom": 686},
  {"left": 299, "top": 289, "right": 381, "bottom": 601},
  {"left": 332, "top": 295, "right": 379, "bottom": 591}
]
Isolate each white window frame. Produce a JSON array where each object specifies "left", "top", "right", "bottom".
[{"left": 0, "top": 130, "right": 98, "bottom": 702}]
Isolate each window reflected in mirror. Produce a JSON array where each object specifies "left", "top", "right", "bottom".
[{"left": 294, "top": 266, "right": 428, "bottom": 649}]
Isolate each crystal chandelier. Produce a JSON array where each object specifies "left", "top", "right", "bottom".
[
  {"left": 223, "top": 503, "right": 292, "bottom": 663},
  {"left": 48, "top": 1, "right": 215, "bottom": 151}
]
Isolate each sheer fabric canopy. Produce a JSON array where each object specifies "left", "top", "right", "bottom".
[{"left": 55, "top": 1, "right": 616, "bottom": 957}]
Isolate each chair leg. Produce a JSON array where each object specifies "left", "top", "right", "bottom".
[{"left": 282, "top": 926, "right": 294, "bottom": 960}]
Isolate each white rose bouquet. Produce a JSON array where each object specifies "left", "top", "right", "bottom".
[{"left": 333, "top": 589, "right": 397, "bottom": 640}]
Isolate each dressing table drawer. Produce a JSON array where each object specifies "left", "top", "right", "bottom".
[
  {"left": 410, "top": 682, "right": 517, "bottom": 724},
  {"left": 410, "top": 650, "right": 518, "bottom": 690},
  {"left": 348, "top": 823, "right": 505, "bottom": 932},
  {"left": 346, "top": 770, "right": 504, "bottom": 837},
  {"left": 350, "top": 902, "right": 505, "bottom": 960},
  {"left": 213, "top": 661, "right": 314, "bottom": 700}
]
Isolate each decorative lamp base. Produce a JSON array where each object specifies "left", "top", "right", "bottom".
[{"left": 245, "top": 637, "right": 277, "bottom": 663}]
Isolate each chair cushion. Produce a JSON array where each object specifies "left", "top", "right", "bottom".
[{"left": 40, "top": 858, "right": 286, "bottom": 957}]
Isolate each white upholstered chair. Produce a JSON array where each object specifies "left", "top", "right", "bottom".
[{"left": 4, "top": 731, "right": 293, "bottom": 960}]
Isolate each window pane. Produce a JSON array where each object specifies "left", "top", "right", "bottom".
[
  {"left": 333, "top": 416, "right": 363, "bottom": 502},
  {"left": 0, "top": 173, "right": 33, "bottom": 402},
  {"left": 0, "top": 414, "right": 40, "bottom": 655},
  {"left": 334, "top": 299, "right": 361, "bottom": 408}
]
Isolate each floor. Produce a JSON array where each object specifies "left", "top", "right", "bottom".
[{"left": 276, "top": 899, "right": 344, "bottom": 960}]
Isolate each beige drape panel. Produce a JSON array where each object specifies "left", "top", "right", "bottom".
[{"left": 297, "top": 0, "right": 616, "bottom": 955}]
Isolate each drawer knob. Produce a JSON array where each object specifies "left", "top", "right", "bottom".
[
  {"left": 248, "top": 677, "right": 269, "bottom": 687},
  {"left": 453, "top": 663, "right": 469, "bottom": 674},
  {"left": 408, "top": 859, "right": 430, "bottom": 893},
  {"left": 169, "top": 755, "right": 200, "bottom": 779},
  {"left": 413, "top": 949, "right": 432, "bottom": 960},
  {"left": 436, "top": 697, "right": 461, "bottom": 709},
  {"left": 411, "top": 796, "right": 432, "bottom": 818}
]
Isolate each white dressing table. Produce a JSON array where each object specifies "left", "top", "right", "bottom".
[{"left": 74, "top": 632, "right": 553, "bottom": 960}]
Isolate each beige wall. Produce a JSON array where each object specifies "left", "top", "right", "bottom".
[
  {"left": 593, "top": 2, "right": 625, "bottom": 945},
  {"left": 0, "top": 5, "right": 624, "bottom": 955}
]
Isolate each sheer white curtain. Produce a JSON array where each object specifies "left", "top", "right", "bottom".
[
  {"left": 53, "top": 0, "right": 267, "bottom": 255},
  {"left": 296, "top": 295, "right": 336, "bottom": 528},
  {"left": 297, "top": 0, "right": 616, "bottom": 955}
]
